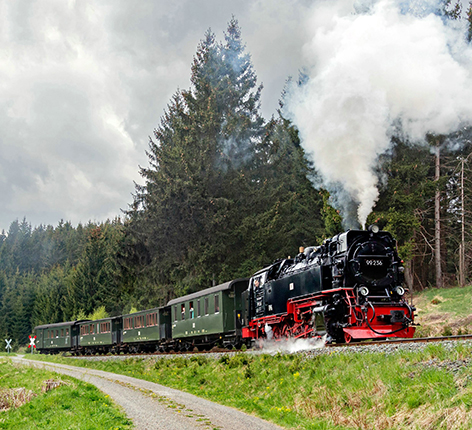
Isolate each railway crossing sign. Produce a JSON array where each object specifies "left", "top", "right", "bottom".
[
  {"left": 5, "top": 339, "right": 12, "bottom": 354},
  {"left": 28, "top": 335, "right": 36, "bottom": 354}
]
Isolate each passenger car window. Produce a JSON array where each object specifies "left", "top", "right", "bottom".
[{"left": 189, "top": 301, "right": 194, "bottom": 319}]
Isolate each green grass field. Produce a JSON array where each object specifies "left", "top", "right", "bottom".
[
  {"left": 414, "top": 284, "right": 472, "bottom": 337},
  {"left": 6, "top": 284, "right": 472, "bottom": 429},
  {"left": 415, "top": 284, "right": 472, "bottom": 317},
  {"left": 0, "top": 358, "right": 132, "bottom": 430}
]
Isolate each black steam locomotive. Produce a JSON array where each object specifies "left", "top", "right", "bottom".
[{"left": 242, "top": 225, "right": 416, "bottom": 343}]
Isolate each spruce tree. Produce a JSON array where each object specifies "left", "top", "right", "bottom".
[
  {"left": 232, "top": 111, "right": 325, "bottom": 275},
  {"left": 68, "top": 222, "right": 123, "bottom": 316},
  {"left": 128, "top": 19, "right": 265, "bottom": 297},
  {"left": 369, "top": 138, "right": 437, "bottom": 289}
]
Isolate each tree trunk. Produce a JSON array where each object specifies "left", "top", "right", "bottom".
[
  {"left": 404, "top": 263, "right": 414, "bottom": 290},
  {"left": 435, "top": 142, "right": 444, "bottom": 288},
  {"left": 459, "top": 157, "right": 467, "bottom": 287}
]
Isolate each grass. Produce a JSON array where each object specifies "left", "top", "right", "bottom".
[
  {"left": 28, "top": 343, "right": 472, "bottom": 429},
  {"left": 0, "top": 358, "right": 132, "bottom": 429},
  {"left": 8, "top": 285, "right": 471, "bottom": 429},
  {"left": 414, "top": 284, "right": 472, "bottom": 337},
  {"left": 415, "top": 284, "right": 472, "bottom": 318}
]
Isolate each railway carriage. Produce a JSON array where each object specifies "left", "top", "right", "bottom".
[
  {"left": 35, "top": 321, "right": 83, "bottom": 354},
  {"left": 121, "top": 306, "right": 171, "bottom": 353},
  {"left": 77, "top": 317, "right": 121, "bottom": 354},
  {"left": 168, "top": 279, "right": 249, "bottom": 350}
]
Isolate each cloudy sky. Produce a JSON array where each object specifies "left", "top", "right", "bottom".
[
  {"left": 1, "top": 0, "right": 471, "bottom": 233},
  {"left": 0, "top": 0, "right": 313, "bottom": 232}
]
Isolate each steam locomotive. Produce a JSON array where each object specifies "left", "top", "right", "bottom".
[
  {"left": 241, "top": 225, "right": 416, "bottom": 343},
  {"left": 34, "top": 226, "right": 415, "bottom": 354}
]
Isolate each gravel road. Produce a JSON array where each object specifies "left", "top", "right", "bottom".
[{"left": 12, "top": 356, "right": 283, "bottom": 430}]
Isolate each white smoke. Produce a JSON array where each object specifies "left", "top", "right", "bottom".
[
  {"left": 259, "top": 335, "right": 327, "bottom": 353},
  {"left": 287, "top": 0, "right": 472, "bottom": 228}
]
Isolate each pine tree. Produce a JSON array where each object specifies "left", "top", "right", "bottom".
[
  {"left": 232, "top": 112, "right": 325, "bottom": 273},
  {"left": 369, "top": 138, "right": 436, "bottom": 289},
  {"left": 68, "top": 222, "right": 124, "bottom": 316},
  {"left": 31, "top": 265, "right": 72, "bottom": 326},
  {"left": 127, "top": 19, "right": 265, "bottom": 297},
  {"left": 443, "top": 0, "right": 462, "bottom": 19}
]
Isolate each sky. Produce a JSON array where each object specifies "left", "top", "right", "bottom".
[
  {"left": 0, "top": 0, "right": 313, "bottom": 232},
  {"left": 1, "top": 0, "right": 471, "bottom": 233}
]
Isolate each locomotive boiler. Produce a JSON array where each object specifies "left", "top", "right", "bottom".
[{"left": 241, "top": 225, "right": 416, "bottom": 343}]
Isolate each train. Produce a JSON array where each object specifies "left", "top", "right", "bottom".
[{"left": 34, "top": 226, "right": 416, "bottom": 354}]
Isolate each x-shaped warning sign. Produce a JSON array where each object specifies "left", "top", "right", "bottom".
[
  {"left": 28, "top": 335, "right": 36, "bottom": 354},
  {"left": 5, "top": 339, "right": 12, "bottom": 353}
]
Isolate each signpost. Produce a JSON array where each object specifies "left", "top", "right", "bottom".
[
  {"left": 5, "top": 339, "right": 12, "bottom": 354},
  {"left": 28, "top": 335, "right": 36, "bottom": 354}
]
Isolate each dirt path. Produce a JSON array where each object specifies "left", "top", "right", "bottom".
[{"left": 12, "top": 356, "right": 283, "bottom": 430}]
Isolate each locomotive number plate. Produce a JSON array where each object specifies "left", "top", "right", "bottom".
[{"left": 364, "top": 259, "right": 384, "bottom": 266}]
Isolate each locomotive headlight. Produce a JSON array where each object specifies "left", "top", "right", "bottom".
[
  {"left": 394, "top": 286, "right": 405, "bottom": 296},
  {"left": 368, "top": 224, "right": 380, "bottom": 234},
  {"left": 359, "top": 286, "right": 369, "bottom": 296}
]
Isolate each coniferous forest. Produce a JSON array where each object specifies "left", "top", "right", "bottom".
[{"left": 2, "top": 9, "right": 472, "bottom": 347}]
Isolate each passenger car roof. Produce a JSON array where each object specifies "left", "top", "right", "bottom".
[
  {"left": 34, "top": 320, "right": 89, "bottom": 330},
  {"left": 167, "top": 278, "right": 248, "bottom": 306}
]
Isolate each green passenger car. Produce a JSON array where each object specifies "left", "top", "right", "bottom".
[
  {"left": 167, "top": 278, "right": 249, "bottom": 350},
  {"left": 77, "top": 317, "right": 121, "bottom": 354},
  {"left": 34, "top": 321, "right": 82, "bottom": 354},
  {"left": 121, "top": 307, "right": 171, "bottom": 353}
]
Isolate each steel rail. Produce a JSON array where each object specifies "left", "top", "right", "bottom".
[{"left": 326, "top": 333, "right": 472, "bottom": 348}]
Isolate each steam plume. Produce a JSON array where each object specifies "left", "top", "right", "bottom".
[{"left": 287, "top": 0, "right": 472, "bottom": 228}]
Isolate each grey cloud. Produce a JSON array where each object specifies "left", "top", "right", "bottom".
[{"left": 0, "top": 0, "right": 311, "bottom": 231}]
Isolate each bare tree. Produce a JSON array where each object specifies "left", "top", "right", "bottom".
[{"left": 434, "top": 139, "right": 444, "bottom": 288}]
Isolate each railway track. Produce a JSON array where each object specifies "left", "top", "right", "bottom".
[{"left": 327, "top": 333, "right": 472, "bottom": 348}]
